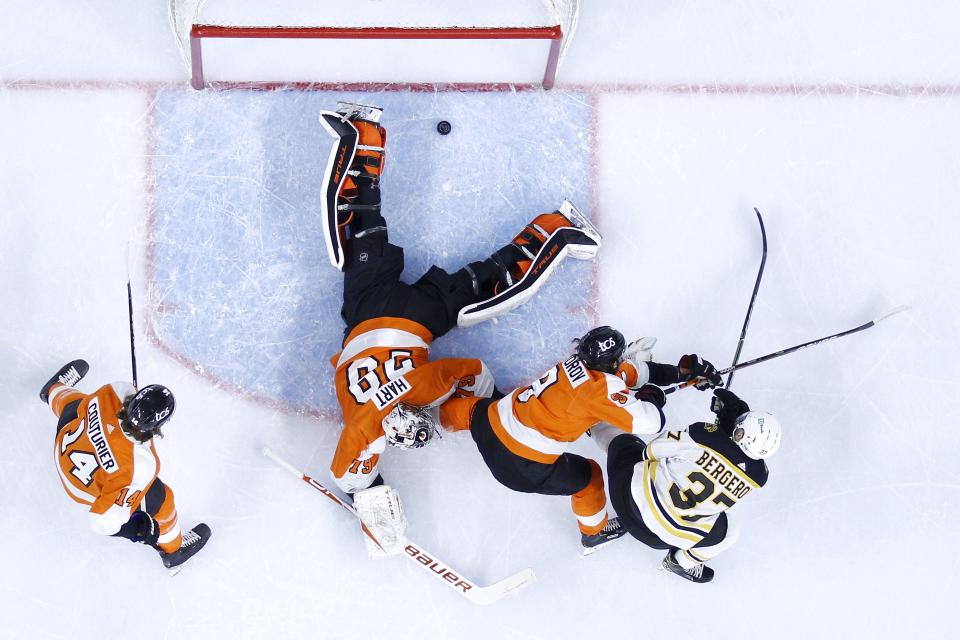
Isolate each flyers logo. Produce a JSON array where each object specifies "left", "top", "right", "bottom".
[{"left": 611, "top": 392, "right": 629, "bottom": 405}]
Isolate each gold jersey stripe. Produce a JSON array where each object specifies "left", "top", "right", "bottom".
[
  {"left": 649, "top": 461, "right": 713, "bottom": 534},
  {"left": 642, "top": 461, "right": 702, "bottom": 543}
]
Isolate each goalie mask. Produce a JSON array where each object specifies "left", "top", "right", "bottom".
[
  {"left": 382, "top": 403, "right": 438, "bottom": 450},
  {"left": 732, "top": 411, "right": 782, "bottom": 459}
]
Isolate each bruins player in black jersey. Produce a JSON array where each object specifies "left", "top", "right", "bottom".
[{"left": 590, "top": 387, "right": 781, "bottom": 582}]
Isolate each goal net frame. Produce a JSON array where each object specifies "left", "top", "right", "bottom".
[{"left": 169, "top": 1, "right": 580, "bottom": 90}]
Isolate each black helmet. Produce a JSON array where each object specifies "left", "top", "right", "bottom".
[
  {"left": 122, "top": 384, "right": 176, "bottom": 442},
  {"left": 575, "top": 326, "right": 626, "bottom": 373}
]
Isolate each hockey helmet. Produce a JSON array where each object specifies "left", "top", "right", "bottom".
[
  {"left": 382, "top": 403, "right": 438, "bottom": 450},
  {"left": 122, "top": 384, "right": 176, "bottom": 442},
  {"left": 732, "top": 411, "right": 781, "bottom": 459},
  {"left": 575, "top": 325, "right": 626, "bottom": 373}
]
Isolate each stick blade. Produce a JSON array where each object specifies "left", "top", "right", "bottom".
[
  {"left": 464, "top": 568, "right": 537, "bottom": 605},
  {"left": 876, "top": 305, "right": 911, "bottom": 323}
]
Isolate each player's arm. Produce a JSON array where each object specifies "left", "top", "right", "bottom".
[
  {"left": 330, "top": 425, "right": 385, "bottom": 494},
  {"left": 439, "top": 395, "right": 483, "bottom": 432},
  {"left": 579, "top": 378, "right": 665, "bottom": 436},
  {"left": 402, "top": 358, "right": 494, "bottom": 406},
  {"left": 88, "top": 473, "right": 139, "bottom": 536}
]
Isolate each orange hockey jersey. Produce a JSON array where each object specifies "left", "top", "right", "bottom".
[
  {"left": 330, "top": 317, "right": 493, "bottom": 493},
  {"left": 443, "top": 354, "right": 664, "bottom": 464},
  {"left": 54, "top": 382, "right": 162, "bottom": 535}
]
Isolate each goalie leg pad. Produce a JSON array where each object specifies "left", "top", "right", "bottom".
[
  {"left": 353, "top": 485, "right": 407, "bottom": 558},
  {"left": 457, "top": 200, "right": 602, "bottom": 326},
  {"left": 319, "top": 111, "right": 359, "bottom": 270}
]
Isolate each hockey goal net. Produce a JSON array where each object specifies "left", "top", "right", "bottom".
[{"left": 169, "top": 0, "right": 580, "bottom": 90}]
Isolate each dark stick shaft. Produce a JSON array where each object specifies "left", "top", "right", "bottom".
[
  {"left": 726, "top": 208, "right": 767, "bottom": 389},
  {"left": 716, "top": 320, "right": 875, "bottom": 375},
  {"left": 127, "top": 281, "right": 138, "bottom": 388},
  {"left": 664, "top": 306, "right": 907, "bottom": 394}
]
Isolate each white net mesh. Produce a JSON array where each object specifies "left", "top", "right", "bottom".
[{"left": 168, "top": 0, "right": 580, "bottom": 83}]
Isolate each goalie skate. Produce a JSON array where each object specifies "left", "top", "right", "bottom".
[
  {"left": 335, "top": 102, "right": 383, "bottom": 124},
  {"left": 458, "top": 199, "right": 602, "bottom": 327},
  {"left": 318, "top": 110, "right": 359, "bottom": 270}
]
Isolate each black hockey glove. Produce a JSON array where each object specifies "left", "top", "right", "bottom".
[
  {"left": 710, "top": 388, "right": 750, "bottom": 435},
  {"left": 634, "top": 384, "right": 666, "bottom": 409},
  {"left": 678, "top": 354, "right": 722, "bottom": 390},
  {"left": 115, "top": 510, "right": 160, "bottom": 547}
]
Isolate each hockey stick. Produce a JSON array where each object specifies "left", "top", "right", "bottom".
[
  {"left": 262, "top": 448, "right": 536, "bottom": 605},
  {"left": 665, "top": 306, "right": 910, "bottom": 394},
  {"left": 125, "top": 243, "right": 138, "bottom": 388},
  {"left": 725, "top": 208, "right": 767, "bottom": 390}
]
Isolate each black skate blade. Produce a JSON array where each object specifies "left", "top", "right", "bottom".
[{"left": 581, "top": 537, "right": 619, "bottom": 556}]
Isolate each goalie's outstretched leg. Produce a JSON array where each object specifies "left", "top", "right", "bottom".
[
  {"left": 319, "top": 103, "right": 386, "bottom": 269},
  {"left": 457, "top": 199, "right": 602, "bottom": 326}
]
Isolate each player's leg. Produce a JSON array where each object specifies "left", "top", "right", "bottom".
[
  {"left": 546, "top": 453, "right": 611, "bottom": 536},
  {"left": 42, "top": 360, "right": 89, "bottom": 434},
  {"left": 469, "top": 405, "right": 619, "bottom": 545},
  {"left": 663, "top": 513, "right": 738, "bottom": 584},
  {"left": 142, "top": 478, "right": 211, "bottom": 571},
  {"left": 332, "top": 105, "right": 413, "bottom": 332},
  {"left": 142, "top": 479, "right": 182, "bottom": 553},
  {"left": 405, "top": 200, "right": 602, "bottom": 338},
  {"left": 456, "top": 200, "right": 602, "bottom": 327},
  {"left": 40, "top": 359, "right": 89, "bottom": 415},
  {"left": 600, "top": 428, "right": 677, "bottom": 552},
  {"left": 320, "top": 103, "right": 386, "bottom": 270}
]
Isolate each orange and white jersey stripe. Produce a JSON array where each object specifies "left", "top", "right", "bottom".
[
  {"left": 631, "top": 427, "right": 765, "bottom": 549},
  {"left": 330, "top": 316, "right": 493, "bottom": 492},
  {"left": 53, "top": 382, "right": 162, "bottom": 535},
  {"left": 487, "top": 354, "right": 664, "bottom": 464}
]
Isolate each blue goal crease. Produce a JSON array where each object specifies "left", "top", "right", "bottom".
[{"left": 149, "top": 88, "right": 595, "bottom": 413}]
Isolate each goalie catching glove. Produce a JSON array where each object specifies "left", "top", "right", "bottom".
[{"left": 353, "top": 484, "right": 407, "bottom": 558}]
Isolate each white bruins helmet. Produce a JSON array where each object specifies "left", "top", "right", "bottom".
[
  {"left": 382, "top": 403, "right": 438, "bottom": 450},
  {"left": 732, "top": 411, "right": 782, "bottom": 459}
]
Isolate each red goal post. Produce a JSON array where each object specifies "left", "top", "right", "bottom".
[{"left": 169, "top": 1, "right": 580, "bottom": 90}]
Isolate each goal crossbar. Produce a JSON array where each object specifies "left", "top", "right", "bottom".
[{"left": 190, "top": 24, "right": 565, "bottom": 90}]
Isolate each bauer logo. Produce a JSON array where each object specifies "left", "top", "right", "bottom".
[{"left": 404, "top": 544, "right": 473, "bottom": 593}]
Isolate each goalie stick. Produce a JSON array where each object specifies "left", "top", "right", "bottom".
[
  {"left": 726, "top": 208, "right": 767, "bottom": 390},
  {"left": 262, "top": 448, "right": 536, "bottom": 605},
  {"left": 665, "top": 306, "right": 911, "bottom": 394}
]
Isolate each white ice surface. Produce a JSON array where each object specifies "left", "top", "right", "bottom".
[{"left": 2, "top": 3, "right": 959, "bottom": 640}]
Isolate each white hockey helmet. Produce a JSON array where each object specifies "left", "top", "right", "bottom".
[
  {"left": 382, "top": 403, "right": 438, "bottom": 450},
  {"left": 732, "top": 411, "right": 782, "bottom": 459}
]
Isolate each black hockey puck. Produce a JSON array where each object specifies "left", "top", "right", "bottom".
[{"left": 437, "top": 120, "right": 452, "bottom": 135}]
